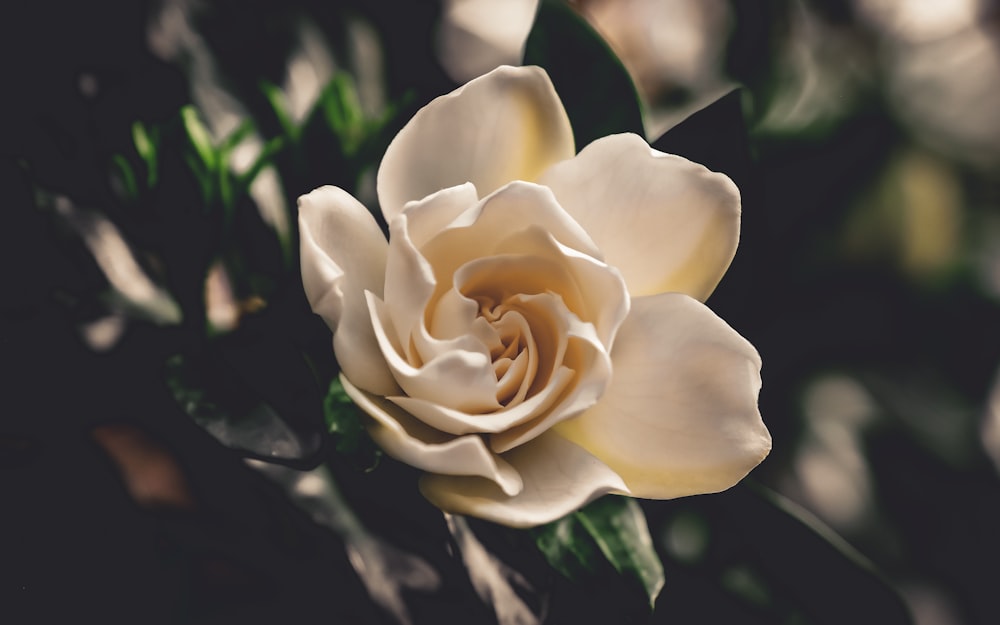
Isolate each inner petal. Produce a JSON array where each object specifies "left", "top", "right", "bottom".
[
  {"left": 496, "top": 350, "right": 529, "bottom": 405},
  {"left": 367, "top": 291, "right": 502, "bottom": 414},
  {"left": 488, "top": 309, "right": 537, "bottom": 407}
]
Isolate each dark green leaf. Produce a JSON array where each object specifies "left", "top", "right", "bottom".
[
  {"left": 183, "top": 150, "right": 213, "bottom": 207},
  {"left": 533, "top": 505, "right": 603, "bottom": 580},
  {"left": 523, "top": 0, "right": 644, "bottom": 148},
  {"left": 110, "top": 154, "right": 138, "bottom": 201},
  {"left": 164, "top": 336, "right": 325, "bottom": 467},
  {"left": 652, "top": 89, "right": 754, "bottom": 198},
  {"left": 323, "top": 376, "right": 364, "bottom": 454},
  {"left": 218, "top": 149, "right": 235, "bottom": 214},
  {"left": 260, "top": 80, "right": 298, "bottom": 142},
  {"left": 534, "top": 495, "right": 664, "bottom": 609},
  {"left": 711, "top": 482, "right": 914, "bottom": 625}
]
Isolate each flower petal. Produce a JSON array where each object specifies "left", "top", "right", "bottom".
[
  {"left": 539, "top": 133, "right": 741, "bottom": 301},
  {"left": 340, "top": 375, "right": 523, "bottom": 497},
  {"left": 419, "top": 431, "right": 629, "bottom": 528},
  {"left": 400, "top": 182, "right": 479, "bottom": 248},
  {"left": 376, "top": 65, "right": 575, "bottom": 222},
  {"left": 555, "top": 293, "right": 770, "bottom": 499},
  {"left": 367, "top": 291, "right": 500, "bottom": 414},
  {"left": 298, "top": 186, "right": 398, "bottom": 395}
]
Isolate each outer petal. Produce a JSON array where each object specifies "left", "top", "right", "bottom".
[
  {"left": 298, "top": 186, "right": 398, "bottom": 395},
  {"left": 555, "top": 293, "right": 770, "bottom": 499},
  {"left": 419, "top": 431, "right": 629, "bottom": 528},
  {"left": 341, "top": 375, "right": 523, "bottom": 497},
  {"left": 538, "top": 133, "right": 741, "bottom": 301},
  {"left": 376, "top": 66, "right": 575, "bottom": 222}
]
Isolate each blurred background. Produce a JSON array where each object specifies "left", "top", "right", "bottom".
[{"left": 4, "top": 1, "right": 1000, "bottom": 624}]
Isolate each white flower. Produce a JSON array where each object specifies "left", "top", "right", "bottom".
[{"left": 299, "top": 65, "right": 770, "bottom": 528}]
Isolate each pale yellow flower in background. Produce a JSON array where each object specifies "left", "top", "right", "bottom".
[{"left": 299, "top": 65, "right": 770, "bottom": 527}]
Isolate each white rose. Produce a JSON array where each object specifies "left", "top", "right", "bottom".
[{"left": 299, "top": 65, "right": 770, "bottom": 528}]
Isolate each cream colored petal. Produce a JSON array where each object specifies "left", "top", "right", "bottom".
[
  {"left": 483, "top": 226, "right": 629, "bottom": 349},
  {"left": 367, "top": 292, "right": 500, "bottom": 414},
  {"left": 400, "top": 182, "right": 479, "bottom": 249},
  {"left": 383, "top": 212, "right": 437, "bottom": 359},
  {"left": 340, "top": 375, "right": 523, "bottom": 497},
  {"left": 539, "top": 133, "right": 741, "bottom": 301},
  {"left": 427, "top": 181, "right": 602, "bottom": 261},
  {"left": 297, "top": 186, "right": 398, "bottom": 395},
  {"left": 485, "top": 292, "right": 611, "bottom": 452},
  {"left": 555, "top": 293, "right": 770, "bottom": 499},
  {"left": 376, "top": 66, "right": 575, "bottom": 222},
  {"left": 413, "top": 182, "right": 623, "bottom": 363},
  {"left": 420, "top": 431, "right": 629, "bottom": 528},
  {"left": 387, "top": 184, "right": 484, "bottom": 364}
]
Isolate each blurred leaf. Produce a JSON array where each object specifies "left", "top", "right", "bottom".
[
  {"left": 237, "top": 135, "right": 286, "bottom": 190},
  {"left": 131, "top": 121, "right": 159, "bottom": 187},
  {"left": 711, "top": 482, "right": 913, "bottom": 625},
  {"left": 321, "top": 73, "right": 367, "bottom": 156},
  {"left": 534, "top": 496, "right": 664, "bottom": 610},
  {"left": 250, "top": 461, "right": 443, "bottom": 625},
  {"left": 260, "top": 80, "right": 298, "bottom": 143},
  {"left": 183, "top": 150, "right": 213, "bottom": 207},
  {"left": 164, "top": 335, "right": 325, "bottom": 467},
  {"left": 218, "top": 148, "right": 235, "bottom": 214},
  {"left": 653, "top": 89, "right": 753, "bottom": 199},
  {"left": 523, "top": 0, "right": 644, "bottom": 148},
  {"left": 219, "top": 118, "right": 256, "bottom": 154},
  {"left": 180, "top": 105, "right": 218, "bottom": 171},
  {"left": 110, "top": 154, "right": 138, "bottom": 201},
  {"left": 448, "top": 515, "right": 544, "bottom": 625}
]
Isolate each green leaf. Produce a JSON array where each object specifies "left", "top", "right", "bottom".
[
  {"left": 183, "top": 150, "right": 213, "bottom": 207},
  {"left": 110, "top": 154, "right": 138, "bottom": 201},
  {"left": 321, "top": 73, "right": 366, "bottom": 156},
  {"left": 523, "top": 0, "right": 645, "bottom": 147},
  {"left": 534, "top": 503, "right": 603, "bottom": 580},
  {"left": 180, "top": 105, "right": 218, "bottom": 171},
  {"left": 219, "top": 118, "right": 256, "bottom": 154},
  {"left": 534, "top": 496, "right": 664, "bottom": 609},
  {"left": 131, "top": 121, "right": 159, "bottom": 188},
  {"left": 322, "top": 376, "right": 364, "bottom": 454},
  {"left": 260, "top": 79, "right": 298, "bottom": 142}
]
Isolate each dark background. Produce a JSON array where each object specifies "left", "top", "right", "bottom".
[{"left": 4, "top": 1, "right": 1000, "bottom": 624}]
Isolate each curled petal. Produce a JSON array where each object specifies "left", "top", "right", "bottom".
[
  {"left": 377, "top": 66, "right": 575, "bottom": 221},
  {"left": 298, "top": 186, "right": 398, "bottom": 395},
  {"left": 367, "top": 292, "right": 499, "bottom": 414},
  {"left": 341, "top": 375, "right": 523, "bottom": 497},
  {"left": 539, "top": 133, "right": 741, "bottom": 301},
  {"left": 555, "top": 293, "right": 770, "bottom": 499},
  {"left": 420, "top": 431, "right": 628, "bottom": 528},
  {"left": 400, "top": 182, "right": 480, "bottom": 249}
]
